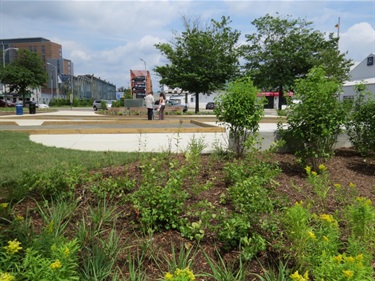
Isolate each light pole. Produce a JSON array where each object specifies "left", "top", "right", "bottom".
[
  {"left": 139, "top": 58, "right": 146, "bottom": 70},
  {"left": 46, "top": 62, "right": 59, "bottom": 100},
  {"left": 2, "top": 47, "right": 19, "bottom": 97}
]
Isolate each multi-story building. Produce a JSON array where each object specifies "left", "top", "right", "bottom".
[
  {"left": 1, "top": 37, "right": 73, "bottom": 103},
  {"left": 130, "top": 70, "right": 152, "bottom": 99}
]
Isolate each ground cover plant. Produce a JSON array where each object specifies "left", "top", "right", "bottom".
[{"left": 0, "top": 131, "right": 374, "bottom": 280}]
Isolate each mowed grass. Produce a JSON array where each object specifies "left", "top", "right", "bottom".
[{"left": 0, "top": 131, "right": 140, "bottom": 184}]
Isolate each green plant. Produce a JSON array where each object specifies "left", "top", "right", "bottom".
[
  {"left": 345, "top": 83, "right": 375, "bottom": 156},
  {"left": 346, "top": 197, "right": 375, "bottom": 250},
  {"left": 214, "top": 77, "right": 265, "bottom": 158},
  {"left": 89, "top": 173, "right": 136, "bottom": 199},
  {"left": 305, "top": 164, "right": 331, "bottom": 200},
  {"left": 202, "top": 248, "right": 246, "bottom": 281},
  {"left": 80, "top": 229, "right": 123, "bottom": 281},
  {"left": 131, "top": 158, "right": 188, "bottom": 232},
  {"left": 18, "top": 163, "right": 85, "bottom": 199},
  {"left": 0, "top": 238, "right": 80, "bottom": 280},
  {"left": 217, "top": 213, "right": 251, "bottom": 251},
  {"left": 278, "top": 66, "right": 347, "bottom": 170},
  {"left": 250, "top": 258, "right": 291, "bottom": 281}
]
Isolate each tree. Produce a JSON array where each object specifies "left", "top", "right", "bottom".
[
  {"left": 279, "top": 66, "right": 346, "bottom": 170},
  {"left": 214, "top": 77, "right": 265, "bottom": 158},
  {"left": 345, "top": 83, "right": 375, "bottom": 156},
  {"left": 243, "top": 14, "right": 352, "bottom": 110},
  {"left": 0, "top": 49, "right": 48, "bottom": 104},
  {"left": 154, "top": 16, "right": 241, "bottom": 113}
]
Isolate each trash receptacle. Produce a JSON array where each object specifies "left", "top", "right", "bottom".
[
  {"left": 16, "top": 104, "right": 23, "bottom": 115},
  {"left": 29, "top": 102, "right": 36, "bottom": 114}
]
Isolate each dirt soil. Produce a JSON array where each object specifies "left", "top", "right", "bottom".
[{"left": 12, "top": 147, "right": 375, "bottom": 280}]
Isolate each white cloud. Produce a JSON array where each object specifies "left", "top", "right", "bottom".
[{"left": 1, "top": 1, "right": 374, "bottom": 90}]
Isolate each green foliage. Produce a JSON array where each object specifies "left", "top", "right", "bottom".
[
  {"left": 0, "top": 238, "right": 80, "bottom": 280},
  {"left": 345, "top": 83, "right": 375, "bottom": 155},
  {"left": 131, "top": 158, "right": 188, "bottom": 232},
  {"left": 283, "top": 200, "right": 374, "bottom": 280},
  {"left": 279, "top": 66, "right": 346, "bottom": 170},
  {"left": 17, "top": 163, "right": 85, "bottom": 199},
  {"left": 243, "top": 13, "right": 352, "bottom": 110},
  {"left": 214, "top": 77, "right": 265, "bottom": 157},
  {"left": 154, "top": 16, "right": 241, "bottom": 113},
  {"left": 89, "top": 173, "right": 136, "bottom": 199},
  {"left": 218, "top": 213, "right": 251, "bottom": 250},
  {"left": 202, "top": 248, "right": 246, "bottom": 281},
  {"left": 346, "top": 197, "right": 375, "bottom": 251}
]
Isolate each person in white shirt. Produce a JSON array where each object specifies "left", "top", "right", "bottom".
[{"left": 144, "top": 92, "right": 155, "bottom": 120}]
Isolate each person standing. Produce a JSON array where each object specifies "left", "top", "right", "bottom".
[
  {"left": 145, "top": 92, "right": 154, "bottom": 120},
  {"left": 157, "top": 92, "right": 166, "bottom": 120}
]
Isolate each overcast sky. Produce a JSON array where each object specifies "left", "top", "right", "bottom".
[{"left": 1, "top": 0, "right": 374, "bottom": 91}]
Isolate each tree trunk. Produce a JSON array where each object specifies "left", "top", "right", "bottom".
[
  {"left": 278, "top": 85, "right": 283, "bottom": 111},
  {"left": 195, "top": 92, "right": 200, "bottom": 113}
]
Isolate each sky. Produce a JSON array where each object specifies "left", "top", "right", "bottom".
[{"left": 1, "top": 0, "right": 374, "bottom": 91}]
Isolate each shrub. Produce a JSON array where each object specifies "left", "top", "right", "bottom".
[
  {"left": 345, "top": 83, "right": 375, "bottom": 156},
  {"left": 214, "top": 77, "right": 265, "bottom": 158},
  {"left": 279, "top": 66, "right": 347, "bottom": 170}
]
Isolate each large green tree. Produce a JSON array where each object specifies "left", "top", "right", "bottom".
[
  {"left": 0, "top": 49, "right": 48, "bottom": 104},
  {"left": 243, "top": 14, "right": 352, "bottom": 110},
  {"left": 154, "top": 16, "right": 241, "bottom": 113}
]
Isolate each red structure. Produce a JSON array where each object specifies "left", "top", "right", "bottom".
[{"left": 130, "top": 70, "right": 153, "bottom": 99}]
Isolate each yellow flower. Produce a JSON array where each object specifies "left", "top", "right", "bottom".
[
  {"left": 323, "top": 236, "right": 329, "bottom": 241},
  {"left": 0, "top": 272, "right": 15, "bottom": 281},
  {"left": 349, "top": 182, "right": 356, "bottom": 188},
  {"left": 164, "top": 272, "right": 173, "bottom": 281},
  {"left": 343, "top": 270, "right": 354, "bottom": 278},
  {"left": 15, "top": 215, "right": 24, "bottom": 221},
  {"left": 64, "top": 247, "right": 70, "bottom": 257},
  {"left": 50, "top": 259, "right": 62, "bottom": 270},
  {"left": 0, "top": 203, "right": 9, "bottom": 208},
  {"left": 318, "top": 164, "right": 327, "bottom": 171},
  {"left": 334, "top": 254, "right": 343, "bottom": 263},
  {"left": 307, "top": 231, "right": 316, "bottom": 240},
  {"left": 320, "top": 214, "right": 335, "bottom": 224},
  {"left": 333, "top": 183, "right": 342, "bottom": 189},
  {"left": 355, "top": 254, "right": 363, "bottom": 261},
  {"left": 311, "top": 171, "right": 317, "bottom": 176},
  {"left": 294, "top": 200, "right": 304, "bottom": 206},
  {"left": 290, "top": 270, "right": 309, "bottom": 281},
  {"left": 344, "top": 256, "right": 355, "bottom": 263},
  {"left": 305, "top": 166, "right": 311, "bottom": 175},
  {"left": 4, "top": 239, "right": 22, "bottom": 255}
]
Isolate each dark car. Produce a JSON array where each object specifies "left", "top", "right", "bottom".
[
  {"left": 0, "top": 100, "right": 16, "bottom": 107},
  {"left": 205, "top": 102, "right": 216, "bottom": 110}
]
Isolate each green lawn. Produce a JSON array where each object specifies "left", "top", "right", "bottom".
[{"left": 0, "top": 131, "right": 140, "bottom": 184}]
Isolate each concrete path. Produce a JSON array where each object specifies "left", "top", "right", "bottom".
[{"left": 1, "top": 109, "right": 279, "bottom": 153}]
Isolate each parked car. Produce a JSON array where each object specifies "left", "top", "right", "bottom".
[
  {"left": 93, "top": 100, "right": 113, "bottom": 111},
  {"left": 205, "top": 102, "right": 216, "bottom": 110},
  {"left": 36, "top": 103, "right": 49, "bottom": 109},
  {"left": 0, "top": 100, "right": 16, "bottom": 107},
  {"left": 154, "top": 100, "right": 188, "bottom": 112}
]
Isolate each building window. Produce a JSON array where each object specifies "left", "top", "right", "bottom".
[
  {"left": 367, "top": 56, "right": 373, "bottom": 66},
  {"left": 190, "top": 97, "right": 194, "bottom": 103}
]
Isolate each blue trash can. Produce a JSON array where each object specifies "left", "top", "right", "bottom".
[{"left": 16, "top": 104, "right": 23, "bottom": 115}]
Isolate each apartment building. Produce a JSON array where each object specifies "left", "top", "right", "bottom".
[{"left": 130, "top": 70, "right": 153, "bottom": 99}]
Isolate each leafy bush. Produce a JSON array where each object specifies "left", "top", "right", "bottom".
[
  {"left": 17, "top": 163, "right": 85, "bottom": 199},
  {"left": 345, "top": 83, "right": 375, "bottom": 156},
  {"left": 214, "top": 77, "right": 265, "bottom": 158},
  {"left": 279, "top": 66, "right": 347, "bottom": 170}
]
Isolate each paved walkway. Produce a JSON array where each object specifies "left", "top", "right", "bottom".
[{"left": 1, "top": 109, "right": 279, "bottom": 153}]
